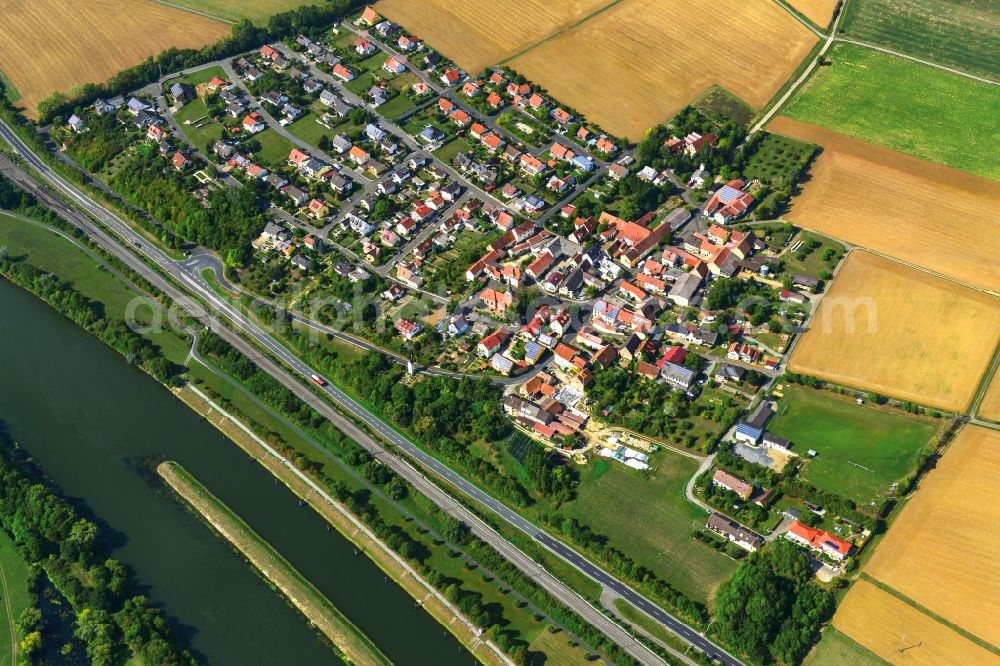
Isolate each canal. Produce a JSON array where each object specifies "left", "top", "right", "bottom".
[{"left": 0, "top": 278, "right": 471, "bottom": 665}]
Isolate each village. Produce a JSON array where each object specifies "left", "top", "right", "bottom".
[{"left": 51, "top": 4, "right": 872, "bottom": 583}]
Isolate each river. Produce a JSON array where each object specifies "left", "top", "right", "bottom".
[{"left": 0, "top": 278, "right": 472, "bottom": 665}]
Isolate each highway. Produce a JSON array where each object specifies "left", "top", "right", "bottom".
[{"left": 0, "top": 118, "right": 743, "bottom": 666}]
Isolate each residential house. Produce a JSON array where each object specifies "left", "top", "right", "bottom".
[
  {"left": 785, "top": 521, "right": 852, "bottom": 561},
  {"left": 712, "top": 469, "right": 753, "bottom": 500},
  {"left": 707, "top": 514, "right": 764, "bottom": 552}
]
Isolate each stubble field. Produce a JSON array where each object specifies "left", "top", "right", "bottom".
[
  {"left": 374, "top": 0, "right": 614, "bottom": 73},
  {"left": 164, "top": 0, "right": 318, "bottom": 22},
  {"left": 509, "top": 0, "right": 817, "bottom": 139},
  {"left": 862, "top": 426, "right": 1000, "bottom": 649},
  {"left": 833, "top": 579, "right": 1000, "bottom": 665},
  {"left": 978, "top": 370, "right": 1000, "bottom": 422},
  {"left": 770, "top": 117, "right": 1000, "bottom": 293},
  {"left": 787, "top": 251, "right": 1000, "bottom": 412},
  {"left": 0, "top": 0, "right": 229, "bottom": 117},
  {"left": 788, "top": 0, "right": 840, "bottom": 27}
]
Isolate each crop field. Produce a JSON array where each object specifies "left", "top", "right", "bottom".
[
  {"left": 788, "top": 0, "right": 840, "bottom": 27},
  {"left": 563, "top": 455, "right": 736, "bottom": 606},
  {"left": 782, "top": 44, "right": 1000, "bottom": 180},
  {"left": 979, "top": 370, "right": 1000, "bottom": 423},
  {"left": 767, "top": 387, "right": 937, "bottom": 505},
  {"left": 839, "top": 0, "right": 1000, "bottom": 79},
  {"left": 509, "top": 0, "right": 817, "bottom": 139},
  {"left": 0, "top": 0, "right": 229, "bottom": 117},
  {"left": 788, "top": 251, "right": 1000, "bottom": 412},
  {"left": 833, "top": 580, "right": 1000, "bottom": 665},
  {"left": 770, "top": 117, "right": 1000, "bottom": 292},
  {"left": 375, "top": 0, "right": 614, "bottom": 73},
  {"left": 864, "top": 426, "right": 1000, "bottom": 649},
  {"left": 166, "top": 0, "right": 317, "bottom": 22}
]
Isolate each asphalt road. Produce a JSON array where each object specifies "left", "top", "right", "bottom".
[{"left": 0, "top": 118, "right": 743, "bottom": 666}]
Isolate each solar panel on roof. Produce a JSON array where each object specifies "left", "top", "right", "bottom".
[{"left": 717, "top": 185, "right": 742, "bottom": 203}]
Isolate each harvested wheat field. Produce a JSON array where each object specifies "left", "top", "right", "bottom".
[
  {"left": 863, "top": 426, "right": 1000, "bottom": 648},
  {"left": 509, "top": 0, "right": 817, "bottom": 139},
  {"left": 374, "top": 0, "right": 614, "bottom": 73},
  {"left": 771, "top": 117, "right": 1000, "bottom": 292},
  {"left": 788, "top": 0, "right": 839, "bottom": 27},
  {"left": 978, "top": 371, "right": 1000, "bottom": 422},
  {"left": 788, "top": 251, "right": 1000, "bottom": 412},
  {"left": 0, "top": 0, "right": 229, "bottom": 116},
  {"left": 833, "top": 580, "right": 1000, "bottom": 665}
]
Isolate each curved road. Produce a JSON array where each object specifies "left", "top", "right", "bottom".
[{"left": 0, "top": 120, "right": 744, "bottom": 666}]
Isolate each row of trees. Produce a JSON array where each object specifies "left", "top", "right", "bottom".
[
  {"left": 0, "top": 439, "right": 195, "bottom": 665},
  {"left": 191, "top": 334, "right": 639, "bottom": 666},
  {"left": 0, "top": 256, "right": 182, "bottom": 386},
  {"left": 36, "top": 1, "right": 362, "bottom": 122}
]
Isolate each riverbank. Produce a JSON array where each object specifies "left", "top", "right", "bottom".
[
  {"left": 175, "top": 384, "right": 512, "bottom": 666},
  {"left": 158, "top": 460, "right": 389, "bottom": 666}
]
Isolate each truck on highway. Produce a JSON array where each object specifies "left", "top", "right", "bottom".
[{"left": 310, "top": 374, "right": 327, "bottom": 387}]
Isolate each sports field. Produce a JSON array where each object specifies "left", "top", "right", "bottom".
[
  {"left": 864, "top": 426, "right": 1000, "bottom": 649},
  {"left": 563, "top": 455, "right": 736, "bottom": 606},
  {"left": 833, "top": 580, "right": 1000, "bottom": 665},
  {"left": 782, "top": 44, "right": 1000, "bottom": 180},
  {"left": 166, "top": 0, "right": 316, "bottom": 22},
  {"left": 509, "top": 0, "right": 817, "bottom": 139},
  {"left": 788, "top": 0, "right": 839, "bottom": 27},
  {"left": 788, "top": 251, "right": 1000, "bottom": 412},
  {"left": 771, "top": 118, "right": 1000, "bottom": 293},
  {"left": 767, "top": 387, "right": 937, "bottom": 505},
  {"left": 375, "top": 0, "right": 614, "bottom": 73},
  {"left": 0, "top": 0, "right": 229, "bottom": 117},
  {"left": 839, "top": 0, "right": 1000, "bottom": 80}
]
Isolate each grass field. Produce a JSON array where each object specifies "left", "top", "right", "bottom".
[
  {"left": 0, "top": 0, "right": 228, "bottom": 117},
  {"left": 863, "top": 426, "right": 1000, "bottom": 649},
  {"left": 788, "top": 251, "right": 1000, "bottom": 412},
  {"left": 779, "top": 230, "right": 843, "bottom": 280},
  {"left": 770, "top": 117, "right": 1000, "bottom": 292},
  {"left": 833, "top": 580, "right": 1000, "bottom": 665},
  {"left": 692, "top": 86, "right": 754, "bottom": 125},
  {"left": 838, "top": 0, "right": 1000, "bottom": 80},
  {"left": 165, "top": 0, "right": 318, "bottom": 22},
  {"left": 562, "top": 454, "right": 736, "bottom": 606},
  {"left": 509, "top": 0, "right": 817, "bottom": 139},
  {"left": 253, "top": 129, "right": 295, "bottom": 167},
  {"left": 0, "top": 530, "right": 34, "bottom": 666},
  {"left": 782, "top": 44, "right": 1000, "bottom": 180},
  {"left": 173, "top": 98, "right": 226, "bottom": 155},
  {"left": 375, "top": 0, "right": 614, "bottom": 73},
  {"left": 0, "top": 214, "right": 190, "bottom": 364},
  {"left": 802, "top": 627, "right": 888, "bottom": 666},
  {"left": 767, "top": 387, "right": 937, "bottom": 505},
  {"left": 788, "top": 0, "right": 840, "bottom": 27}
]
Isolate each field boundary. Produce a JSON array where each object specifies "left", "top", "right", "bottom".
[
  {"left": 148, "top": 0, "right": 235, "bottom": 24},
  {"left": 497, "top": 0, "right": 626, "bottom": 65},
  {"left": 858, "top": 573, "right": 1000, "bottom": 657}
]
